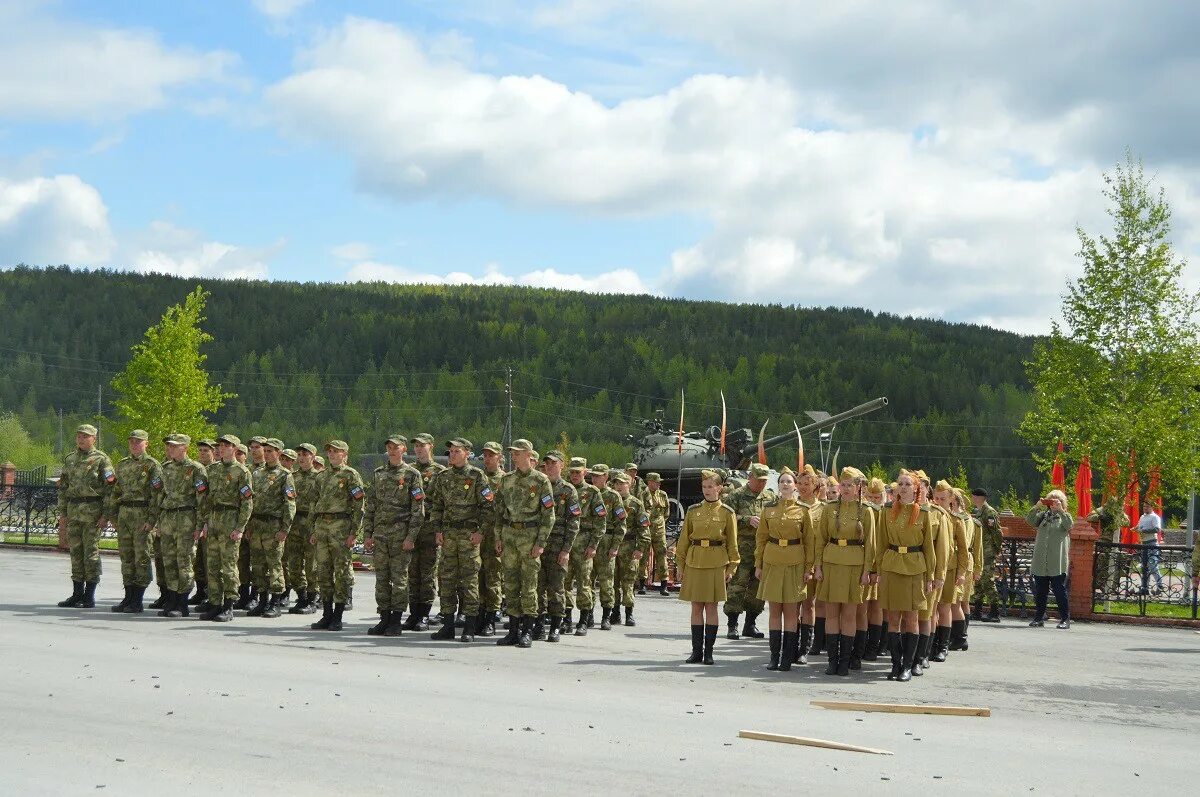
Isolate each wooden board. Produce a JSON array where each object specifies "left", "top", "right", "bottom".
[
  {"left": 737, "top": 730, "right": 893, "bottom": 756},
  {"left": 810, "top": 700, "right": 991, "bottom": 717}
]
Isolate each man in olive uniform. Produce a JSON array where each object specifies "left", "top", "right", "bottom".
[
  {"left": 309, "top": 440, "right": 365, "bottom": 631},
  {"left": 642, "top": 472, "right": 670, "bottom": 596},
  {"left": 154, "top": 433, "right": 209, "bottom": 617},
  {"left": 109, "top": 429, "right": 163, "bottom": 613},
  {"left": 724, "top": 462, "right": 775, "bottom": 640},
  {"left": 56, "top": 424, "right": 115, "bottom": 609},
  {"left": 245, "top": 439, "right": 296, "bottom": 618},
  {"left": 478, "top": 442, "right": 506, "bottom": 634},
  {"left": 611, "top": 471, "right": 649, "bottom": 627},
  {"left": 277, "top": 447, "right": 297, "bottom": 608},
  {"left": 532, "top": 451, "right": 579, "bottom": 642},
  {"left": 426, "top": 437, "right": 494, "bottom": 642},
  {"left": 287, "top": 444, "right": 322, "bottom": 614},
  {"left": 493, "top": 439, "right": 555, "bottom": 648},
  {"left": 971, "top": 488, "right": 1006, "bottom": 622},
  {"left": 188, "top": 439, "right": 216, "bottom": 608},
  {"left": 564, "top": 456, "right": 604, "bottom": 635},
  {"left": 235, "top": 444, "right": 248, "bottom": 465},
  {"left": 200, "top": 435, "right": 253, "bottom": 622},
  {"left": 364, "top": 435, "right": 425, "bottom": 636},
  {"left": 403, "top": 432, "right": 445, "bottom": 631},
  {"left": 589, "top": 464, "right": 624, "bottom": 630},
  {"left": 233, "top": 436, "right": 268, "bottom": 610}
]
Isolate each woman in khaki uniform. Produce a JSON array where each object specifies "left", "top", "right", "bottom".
[
  {"left": 754, "top": 468, "right": 813, "bottom": 671},
  {"left": 795, "top": 465, "right": 824, "bottom": 663},
  {"left": 914, "top": 474, "right": 950, "bottom": 675},
  {"left": 813, "top": 466, "right": 877, "bottom": 676},
  {"left": 861, "top": 477, "right": 887, "bottom": 661},
  {"left": 678, "top": 470, "right": 738, "bottom": 665},
  {"left": 930, "top": 480, "right": 969, "bottom": 663},
  {"left": 875, "top": 471, "right": 938, "bottom": 682},
  {"left": 952, "top": 488, "right": 983, "bottom": 651}
]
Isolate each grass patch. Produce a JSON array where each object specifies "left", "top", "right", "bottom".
[{"left": 1093, "top": 599, "right": 1198, "bottom": 620}]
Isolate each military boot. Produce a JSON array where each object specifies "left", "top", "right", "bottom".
[
  {"left": 702, "top": 624, "right": 717, "bottom": 665},
  {"left": 636, "top": 579, "right": 647, "bottom": 595},
  {"left": 610, "top": 605, "right": 622, "bottom": 627},
  {"left": 496, "top": 616, "right": 520, "bottom": 646},
  {"left": 685, "top": 624, "right": 704, "bottom": 664},
  {"left": 232, "top": 585, "right": 252, "bottom": 610},
  {"left": 886, "top": 632, "right": 902, "bottom": 680},
  {"left": 623, "top": 606, "right": 636, "bottom": 627},
  {"left": 111, "top": 585, "right": 132, "bottom": 613},
  {"left": 912, "top": 633, "right": 928, "bottom": 676},
  {"left": 850, "top": 630, "right": 867, "bottom": 670},
  {"left": 779, "top": 631, "right": 797, "bottom": 672},
  {"left": 824, "top": 634, "right": 841, "bottom": 676},
  {"left": 328, "top": 602, "right": 345, "bottom": 632},
  {"left": 278, "top": 589, "right": 291, "bottom": 609},
  {"left": 984, "top": 603, "right": 1001, "bottom": 623},
  {"left": 367, "top": 610, "right": 392, "bottom": 635},
  {"left": 948, "top": 619, "right": 968, "bottom": 651},
  {"left": 574, "top": 611, "right": 588, "bottom": 636},
  {"left": 797, "top": 624, "right": 812, "bottom": 665},
  {"left": 431, "top": 611, "right": 457, "bottom": 640},
  {"left": 898, "top": 632, "right": 918, "bottom": 682},
  {"left": 199, "top": 596, "right": 223, "bottom": 621},
  {"left": 78, "top": 582, "right": 97, "bottom": 609},
  {"left": 124, "top": 586, "right": 146, "bottom": 614},
  {"left": 959, "top": 618, "right": 970, "bottom": 649},
  {"left": 876, "top": 620, "right": 890, "bottom": 655},
  {"left": 516, "top": 617, "right": 533, "bottom": 648},
  {"left": 812, "top": 617, "right": 826, "bottom": 654},
  {"left": 148, "top": 589, "right": 167, "bottom": 610},
  {"left": 547, "top": 616, "right": 562, "bottom": 643},
  {"left": 767, "top": 630, "right": 782, "bottom": 670},
  {"left": 261, "top": 594, "right": 283, "bottom": 619},
  {"left": 401, "top": 602, "right": 422, "bottom": 630},
  {"left": 931, "top": 626, "right": 950, "bottom": 661},
  {"left": 385, "top": 611, "right": 405, "bottom": 637},
  {"left": 414, "top": 604, "right": 431, "bottom": 632},
  {"left": 311, "top": 600, "right": 334, "bottom": 630},
  {"left": 562, "top": 610, "right": 573, "bottom": 631},
  {"left": 659, "top": 580, "right": 670, "bottom": 597},
  {"left": 742, "top": 611, "right": 764, "bottom": 639},
  {"left": 530, "top": 614, "right": 547, "bottom": 641},
  {"left": 188, "top": 584, "right": 207, "bottom": 606},
  {"left": 600, "top": 606, "right": 613, "bottom": 631},
  {"left": 970, "top": 599, "right": 983, "bottom": 621},
  {"left": 726, "top": 612, "right": 741, "bottom": 640},
  {"left": 300, "top": 589, "right": 320, "bottom": 614},
  {"left": 460, "top": 614, "right": 476, "bottom": 643},
  {"left": 156, "top": 589, "right": 176, "bottom": 617},
  {"left": 246, "top": 590, "right": 267, "bottom": 617},
  {"left": 478, "top": 612, "right": 496, "bottom": 637},
  {"left": 837, "top": 634, "right": 854, "bottom": 676},
  {"left": 213, "top": 598, "right": 235, "bottom": 622},
  {"left": 862, "top": 624, "right": 882, "bottom": 661},
  {"left": 585, "top": 609, "right": 596, "bottom": 628},
  {"left": 165, "top": 590, "right": 187, "bottom": 618}
]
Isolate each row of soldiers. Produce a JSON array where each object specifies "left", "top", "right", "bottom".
[{"left": 53, "top": 425, "right": 673, "bottom": 648}]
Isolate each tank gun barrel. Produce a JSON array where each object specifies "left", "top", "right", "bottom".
[{"left": 734, "top": 397, "right": 888, "bottom": 463}]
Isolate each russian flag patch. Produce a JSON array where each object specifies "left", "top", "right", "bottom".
[
  {"left": 240, "top": 484, "right": 253, "bottom": 499},
  {"left": 569, "top": 502, "right": 581, "bottom": 517},
  {"left": 541, "top": 494, "right": 554, "bottom": 508}
]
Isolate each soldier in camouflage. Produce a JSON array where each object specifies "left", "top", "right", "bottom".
[
  {"left": 287, "top": 443, "right": 322, "bottom": 614},
  {"left": 971, "top": 488, "right": 1006, "bottom": 622},
  {"left": 493, "top": 439, "right": 555, "bottom": 648},
  {"left": 564, "top": 456, "right": 604, "bottom": 635},
  {"left": 233, "top": 436, "right": 267, "bottom": 611},
  {"left": 403, "top": 432, "right": 445, "bottom": 631},
  {"left": 531, "top": 451, "right": 579, "bottom": 642},
  {"left": 108, "top": 429, "right": 163, "bottom": 613},
  {"left": 310, "top": 440, "right": 365, "bottom": 632},
  {"left": 277, "top": 447, "right": 297, "bottom": 607},
  {"left": 724, "top": 463, "right": 775, "bottom": 640},
  {"left": 245, "top": 439, "right": 296, "bottom": 618},
  {"left": 154, "top": 433, "right": 209, "bottom": 618},
  {"left": 364, "top": 434, "right": 425, "bottom": 636},
  {"left": 199, "top": 435, "right": 253, "bottom": 622},
  {"left": 590, "top": 464, "right": 625, "bottom": 630},
  {"left": 428, "top": 437, "right": 493, "bottom": 642},
  {"left": 643, "top": 472, "right": 671, "bottom": 596},
  {"left": 478, "top": 442, "right": 506, "bottom": 635},
  {"left": 611, "top": 471, "right": 649, "bottom": 627},
  {"left": 189, "top": 439, "right": 216, "bottom": 609},
  {"left": 55, "top": 424, "right": 115, "bottom": 609},
  {"left": 625, "top": 463, "right": 651, "bottom": 594}
]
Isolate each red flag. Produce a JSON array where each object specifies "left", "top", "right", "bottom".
[
  {"left": 1121, "top": 451, "right": 1140, "bottom": 548},
  {"left": 1103, "top": 455, "right": 1120, "bottom": 503},
  {"left": 1074, "top": 456, "right": 1093, "bottom": 518},
  {"left": 676, "top": 390, "right": 685, "bottom": 455},
  {"left": 1050, "top": 439, "right": 1066, "bottom": 492},
  {"left": 719, "top": 391, "right": 727, "bottom": 457}
]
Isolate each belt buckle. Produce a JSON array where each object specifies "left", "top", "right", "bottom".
[
  {"left": 700, "top": 539, "right": 711, "bottom": 547},
  {"left": 778, "top": 538, "right": 789, "bottom": 547},
  {"left": 837, "top": 539, "right": 848, "bottom": 547},
  {"left": 897, "top": 545, "right": 909, "bottom": 554}
]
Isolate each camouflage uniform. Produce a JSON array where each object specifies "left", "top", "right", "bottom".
[
  {"left": 1086, "top": 497, "right": 1130, "bottom": 597},
  {"left": 365, "top": 456, "right": 425, "bottom": 624},
  {"left": 156, "top": 443, "right": 209, "bottom": 611},
  {"left": 493, "top": 442, "right": 555, "bottom": 644},
  {"left": 111, "top": 446, "right": 163, "bottom": 590},
  {"left": 312, "top": 454, "right": 365, "bottom": 607},
  {"left": 480, "top": 458, "right": 506, "bottom": 619},
  {"left": 56, "top": 432, "right": 115, "bottom": 602},
  {"left": 202, "top": 452, "right": 253, "bottom": 617},
  {"left": 642, "top": 484, "right": 669, "bottom": 584},
  {"left": 972, "top": 501, "right": 1003, "bottom": 610},
  {"left": 616, "top": 486, "right": 651, "bottom": 620},
  {"left": 593, "top": 473, "right": 625, "bottom": 619},
  {"left": 409, "top": 456, "right": 446, "bottom": 618},
  {"left": 565, "top": 459, "right": 605, "bottom": 626},
  {"left": 192, "top": 441, "right": 216, "bottom": 602},
  {"left": 246, "top": 458, "right": 296, "bottom": 609},
  {"left": 723, "top": 478, "right": 776, "bottom": 634},
  {"left": 286, "top": 451, "right": 322, "bottom": 612},
  {"left": 428, "top": 451, "right": 494, "bottom": 637},
  {"left": 537, "top": 469, "right": 580, "bottom": 630}
]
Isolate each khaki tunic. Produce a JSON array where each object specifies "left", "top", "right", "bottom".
[
  {"left": 874, "top": 503, "right": 936, "bottom": 612},
  {"left": 815, "top": 499, "right": 878, "bottom": 604},
  {"left": 754, "top": 498, "right": 814, "bottom": 603},
  {"left": 677, "top": 500, "right": 738, "bottom": 603}
]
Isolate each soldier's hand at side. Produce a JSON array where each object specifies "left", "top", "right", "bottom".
[
  {"left": 403, "top": 538, "right": 415, "bottom": 551},
  {"left": 749, "top": 516, "right": 760, "bottom": 528},
  {"left": 142, "top": 523, "right": 151, "bottom": 533},
  {"left": 956, "top": 574, "right": 965, "bottom": 586},
  {"left": 97, "top": 516, "right": 107, "bottom": 529},
  {"left": 557, "top": 551, "right": 569, "bottom": 568},
  {"left": 531, "top": 545, "right": 544, "bottom": 559},
  {"left": 585, "top": 546, "right": 596, "bottom": 560},
  {"left": 724, "top": 567, "right": 734, "bottom": 583},
  {"left": 345, "top": 534, "right": 356, "bottom": 549},
  {"left": 870, "top": 573, "right": 880, "bottom": 585},
  {"left": 275, "top": 531, "right": 287, "bottom": 543},
  {"left": 435, "top": 532, "right": 444, "bottom": 547},
  {"left": 470, "top": 532, "right": 483, "bottom": 546},
  {"left": 309, "top": 534, "right": 316, "bottom": 545},
  {"left": 755, "top": 567, "right": 762, "bottom": 579},
  {"left": 974, "top": 572, "right": 981, "bottom": 582},
  {"left": 609, "top": 549, "right": 618, "bottom": 559},
  {"left": 364, "top": 538, "right": 374, "bottom": 552},
  {"left": 813, "top": 566, "right": 823, "bottom": 582},
  {"left": 934, "top": 579, "right": 945, "bottom": 590}
]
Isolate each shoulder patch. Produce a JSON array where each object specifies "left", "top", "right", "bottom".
[
  {"left": 480, "top": 485, "right": 494, "bottom": 502},
  {"left": 569, "top": 502, "right": 581, "bottom": 517},
  {"left": 150, "top": 476, "right": 163, "bottom": 490},
  {"left": 540, "top": 493, "right": 554, "bottom": 509},
  {"left": 284, "top": 484, "right": 296, "bottom": 500},
  {"left": 594, "top": 503, "right": 607, "bottom": 517},
  {"left": 639, "top": 513, "right": 650, "bottom": 527},
  {"left": 240, "top": 484, "right": 253, "bottom": 499},
  {"left": 614, "top": 505, "right": 627, "bottom": 520},
  {"left": 194, "top": 477, "right": 207, "bottom": 493},
  {"left": 103, "top": 468, "right": 116, "bottom": 484},
  {"left": 349, "top": 484, "right": 365, "bottom": 500}
]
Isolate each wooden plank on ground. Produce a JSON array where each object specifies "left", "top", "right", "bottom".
[
  {"left": 810, "top": 700, "right": 991, "bottom": 717},
  {"left": 737, "top": 729, "right": 893, "bottom": 756}
]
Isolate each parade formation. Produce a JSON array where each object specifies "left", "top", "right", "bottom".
[{"left": 55, "top": 422, "right": 1006, "bottom": 684}]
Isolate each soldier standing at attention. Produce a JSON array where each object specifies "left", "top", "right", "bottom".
[
  {"left": 403, "top": 432, "right": 445, "bottom": 631},
  {"left": 478, "top": 442, "right": 506, "bottom": 634},
  {"left": 589, "top": 464, "right": 624, "bottom": 630},
  {"left": 235, "top": 444, "right": 249, "bottom": 465},
  {"left": 972, "top": 488, "right": 1005, "bottom": 622},
  {"left": 642, "top": 473, "right": 670, "bottom": 596},
  {"left": 199, "top": 435, "right": 253, "bottom": 622},
  {"left": 245, "top": 439, "right": 296, "bottom": 618},
  {"left": 795, "top": 465, "right": 824, "bottom": 661},
  {"left": 564, "top": 456, "right": 604, "bottom": 635},
  {"left": 493, "top": 439, "right": 555, "bottom": 649},
  {"left": 950, "top": 488, "right": 981, "bottom": 651},
  {"left": 108, "top": 430, "right": 162, "bottom": 614},
  {"left": 531, "top": 451, "right": 579, "bottom": 642},
  {"left": 724, "top": 463, "right": 775, "bottom": 641},
  {"left": 277, "top": 447, "right": 297, "bottom": 608},
  {"left": 189, "top": 439, "right": 216, "bottom": 609},
  {"left": 754, "top": 467, "right": 812, "bottom": 671},
  {"left": 364, "top": 435, "right": 425, "bottom": 636},
  {"left": 234, "top": 436, "right": 267, "bottom": 611},
  {"left": 876, "top": 471, "right": 938, "bottom": 682},
  {"left": 55, "top": 424, "right": 115, "bottom": 609},
  {"left": 915, "top": 473, "right": 951, "bottom": 675},
  {"left": 287, "top": 444, "right": 322, "bottom": 615},
  {"left": 678, "top": 470, "right": 738, "bottom": 665},
  {"left": 428, "top": 438, "right": 493, "bottom": 642},
  {"left": 861, "top": 477, "right": 888, "bottom": 660},
  {"left": 611, "top": 471, "right": 648, "bottom": 627},
  {"left": 155, "top": 434, "right": 209, "bottom": 618},
  {"left": 310, "top": 440, "right": 365, "bottom": 632}
]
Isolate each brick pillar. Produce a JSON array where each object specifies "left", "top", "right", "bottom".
[
  {"left": 1068, "top": 517, "right": 1100, "bottom": 620},
  {"left": 1, "top": 461, "right": 14, "bottom": 499}
]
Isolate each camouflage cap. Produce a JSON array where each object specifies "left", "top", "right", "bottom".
[
  {"left": 197, "top": 438, "right": 217, "bottom": 448},
  {"left": 282, "top": 448, "right": 298, "bottom": 460},
  {"left": 236, "top": 443, "right": 248, "bottom": 455},
  {"left": 482, "top": 441, "right": 503, "bottom": 454},
  {"left": 748, "top": 463, "right": 770, "bottom": 479},
  {"left": 264, "top": 438, "right": 285, "bottom": 450},
  {"left": 325, "top": 439, "right": 349, "bottom": 452},
  {"left": 610, "top": 470, "right": 631, "bottom": 484},
  {"left": 507, "top": 438, "right": 535, "bottom": 452},
  {"left": 446, "top": 437, "right": 473, "bottom": 450},
  {"left": 386, "top": 434, "right": 408, "bottom": 446},
  {"left": 248, "top": 436, "right": 267, "bottom": 445},
  {"left": 163, "top": 433, "right": 191, "bottom": 445},
  {"left": 295, "top": 443, "right": 318, "bottom": 455},
  {"left": 530, "top": 451, "right": 540, "bottom": 462},
  {"left": 217, "top": 434, "right": 242, "bottom": 447},
  {"left": 411, "top": 433, "right": 435, "bottom": 446},
  {"left": 76, "top": 424, "right": 98, "bottom": 436},
  {"left": 645, "top": 472, "right": 662, "bottom": 482},
  {"left": 314, "top": 455, "right": 325, "bottom": 466},
  {"left": 542, "top": 450, "right": 565, "bottom": 463},
  {"left": 589, "top": 463, "right": 610, "bottom": 476},
  {"left": 624, "top": 462, "right": 638, "bottom": 471},
  {"left": 128, "top": 429, "right": 149, "bottom": 441},
  {"left": 568, "top": 456, "right": 588, "bottom": 471}
]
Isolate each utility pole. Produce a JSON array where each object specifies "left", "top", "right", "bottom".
[
  {"left": 503, "top": 366, "right": 513, "bottom": 471},
  {"left": 97, "top": 384, "right": 103, "bottom": 450},
  {"left": 57, "top": 408, "right": 63, "bottom": 454}
]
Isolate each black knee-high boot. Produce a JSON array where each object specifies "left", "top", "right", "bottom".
[
  {"left": 850, "top": 630, "right": 867, "bottom": 670},
  {"left": 886, "top": 631, "right": 902, "bottom": 680},
  {"left": 685, "top": 624, "right": 703, "bottom": 663},
  {"left": 780, "top": 630, "right": 797, "bottom": 672},
  {"left": 702, "top": 624, "right": 717, "bottom": 665},
  {"left": 797, "top": 623, "right": 812, "bottom": 664},
  {"left": 812, "top": 617, "right": 826, "bottom": 654},
  {"left": 767, "top": 629, "right": 782, "bottom": 670},
  {"left": 899, "top": 632, "right": 918, "bottom": 682},
  {"left": 862, "top": 624, "right": 882, "bottom": 661}
]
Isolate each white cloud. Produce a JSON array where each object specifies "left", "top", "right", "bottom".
[
  {"left": 330, "top": 242, "right": 374, "bottom": 261},
  {"left": 124, "top": 221, "right": 282, "bottom": 280},
  {"left": 345, "top": 259, "right": 652, "bottom": 295},
  {"left": 0, "top": 5, "right": 237, "bottom": 121},
  {"left": 252, "top": 0, "right": 313, "bottom": 20},
  {"left": 0, "top": 175, "right": 114, "bottom": 264}
]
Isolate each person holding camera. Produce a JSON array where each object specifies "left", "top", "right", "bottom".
[{"left": 1026, "top": 490, "right": 1073, "bottom": 629}]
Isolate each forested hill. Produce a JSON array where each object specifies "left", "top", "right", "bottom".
[{"left": 0, "top": 265, "right": 1039, "bottom": 497}]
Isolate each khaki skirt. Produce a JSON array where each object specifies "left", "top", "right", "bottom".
[
  {"left": 963, "top": 576, "right": 975, "bottom": 602},
  {"left": 679, "top": 565, "right": 727, "bottom": 603},
  {"left": 880, "top": 571, "right": 928, "bottom": 612},
  {"left": 863, "top": 579, "right": 879, "bottom": 601},
  {"left": 817, "top": 561, "right": 867, "bottom": 604},
  {"left": 757, "top": 562, "right": 807, "bottom": 603},
  {"left": 938, "top": 575, "right": 963, "bottom": 605}
]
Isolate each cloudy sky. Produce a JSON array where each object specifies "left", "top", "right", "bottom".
[{"left": 2, "top": 1, "right": 1197, "bottom": 334}]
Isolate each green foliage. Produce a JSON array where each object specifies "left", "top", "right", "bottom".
[
  {"left": 865, "top": 460, "right": 889, "bottom": 483},
  {"left": 0, "top": 412, "right": 57, "bottom": 469},
  {"left": 996, "top": 486, "right": 1033, "bottom": 516},
  {"left": 1020, "top": 152, "right": 1200, "bottom": 501},
  {"left": 109, "top": 287, "right": 234, "bottom": 455}
]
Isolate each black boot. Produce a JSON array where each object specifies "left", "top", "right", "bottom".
[
  {"left": 600, "top": 606, "right": 613, "bottom": 631},
  {"left": 497, "top": 616, "right": 520, "bottom": 646},
  {"left": 124, "top": 586, "right": 146, "bottom": 614},
  {"left": 148, "top": 588, "right": 167, "bottom": 610},
  {"left": 288, "top": 589, "right": 311, "bottom": 614},
  {"left": 165, "top": 589, "right": 187, "bottom": 618},
  {"left": 385, "top": 611, "right": 405, "bottom": 636},
  {"left": 479, "top": 611, "right": 495, "bottom": 637},
  {"left": 213, "top": 598, "right": 235, "bottom": 622},
  {"left": 414, "top": 603, "right": 431, "bottom": 632},
  {"left": 261, "top": 594, "right": 283, "bottom": 619},
  {"left": 77, "top": 582, "right": 97, "bottom": 609},
  {"left": 862, "top": 624, "right": 881, "bottom": 662},
  {"left": 111, "top": 585, "right": 132, "bottom": 613},
  {"left": 702, "top": 624, "right": 717, "bottom": 665},
  {"left": 278, "top": 588, "right": 291, "bottom": 609},
  {"left": 970, "top": 599, "right": 982, "bottom": 621},
  {"left": 575, "top": 610, "right": 589, "bottom": 636},
  {"left": 899, "top": 632, "right": 918, "bottom": 682},
  {"left": 948, "top": 619, "right": 967, "bottom": 650},
  {"left": 780, "top": 631, "right": 797, "bottom": 671},
  {"left": 547, "top": 616, "right": 562, "bottom": 643},
  {"left": 432, "top": 609, "right": 458, "bottom": 640},
  {"left": 767, "top": 630, "right": 782, "bottom": 670},
  {"left": 516, "top": 617, "right": 533, "bottom": 648},
  {"left": 188, "top": 584, "right": 207, "bottom": 606},
  {"left": 585, "top": 608, "right": 596, "bottom": 627},
  {"left": 984, "top": 603, "right": 1001, "bottom": 623},
  {"left": 610, "top": 605, "right": 622, "bottom": 626},
  {"left": 563, "top": 610, "right": 573, "bottom": 631},
  {"left": 876, "top": 620, "right": 890, "bottom": 655},
  {"left": 920, "top": 632, "right": 934, "bottom": 667},
  {"left": 460, "top": 613, "right": 477, "bottom": 643},
  {"left": 624, "top": 606, "right": 636, "bottom": 627},
  {"left": 812, "top": 617, "right": 826, "bottom": 654},
  {"left": 232, "top": 585, "right": 251, "bottom": 610},
  {"left": 726, "top": 612, "right": 741, "bottom": 640},
  {"left": 824, "top": 634, "right": 841, "bottom": 676},
  {"left": 886, "top": 632, "right": 902, "bottom": 680},
  {"left": 960, "top": 617, "right": 970, "bottom": 649},
  {"left": 530, "top": 614, "right": 547, "bottom": 641},
  {"left": 685, "top": 624, "right": 704, "bottom": 663},
  {"left": 742, "top": 611, "right": 764, "bottom": 639},
  {"left": 401, "top": 602, "right": 422, "bottom": 630},
  {"left": 328, "top": 602, "right": 345, "bottom": 631},
  {"left": 912, "top": 633, "right": 928, "bottom": 676},
  {"left": 797, "top": 624, "right": 812, "bottom": 665},
  {"left": 837, "top": 634, "right": 854, "bottom": 676},
  {"left": 368, "top": 610, "right": 392, "bottom": 636},
  {"left": 247, "top": 590, "right": 267, "bottom": 617},
  {"left": 157, "top": 589, "right": 176, "bottom": 617},
  {"left": 311, "top": 600, "right": 334, "bottom": 630},
  {"left": 199, "top": 595, "right": 223, "bottom": 621},
  {"left": 659, "top": 580, "right": 670, "bottom": 597},
  {"left": 850, "top": 630, "right": 867, "bottom": 670},
  {"left": 931, "top": 626, "right": 950, "bottom": 662},
  {"left": 637, "top": 579, "right": 647, "bottom": 596},
  {"left": 244, "top": 588, "right": 261, "bottom": 614}
]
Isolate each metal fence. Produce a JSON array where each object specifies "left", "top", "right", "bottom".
[
  {"left": 1092, "top": 541, "right": 1198, "bottom": 619},
  {"left": 0, "top": 485, "right": 62, "bottom": 545},
  {"left": 996, "top": 537, "right": 1038, "bottom": 616}
]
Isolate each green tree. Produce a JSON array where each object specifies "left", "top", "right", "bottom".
[
  {"left": 110, "top": 287, "right": 234, "bottom": 453},
  {"left": 1020, "top": 152, "right": 1200, "bottom": 500},
  {"left": 0, "top": 412, "right": 57, "bottom": 469}
]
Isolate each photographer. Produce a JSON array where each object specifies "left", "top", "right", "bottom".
[{"left": 1026, "top": 490, "right": 1073, "bottom": 629}]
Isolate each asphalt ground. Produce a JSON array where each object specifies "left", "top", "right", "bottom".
[{"left": 2, "top": 547, "right": 1198, "bottom": 795}]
